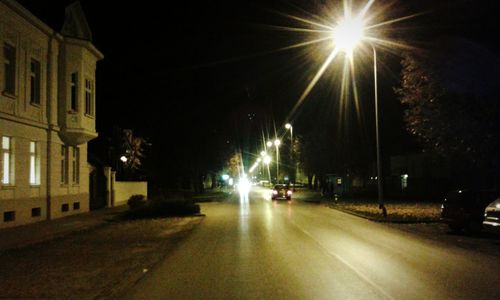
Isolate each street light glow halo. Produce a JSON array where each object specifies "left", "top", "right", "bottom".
[
  {"left": 333, "top": 16, "right": 365, "bottom": 53},
  {"left": 285, "top": 123, "right": 292, "bottom": 129}
]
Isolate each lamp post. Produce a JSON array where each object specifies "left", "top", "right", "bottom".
[
  {"left": 333, "top": 15, "right": 386, "bottom": 216},
  {"left": 263, "top": 154, "right": 272, "bottom": 184},
  {"left": 274, "top": 139, "right": 281, "bottom": 183},
  {"left": 285, "top": 123, "right": 294, "bottom": 183}
]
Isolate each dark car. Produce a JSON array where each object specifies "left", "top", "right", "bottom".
[
  {"left": 272, "top": 184, "right": 292, "bottom": 200},
  {"left": 441, "top": 189, "right": 499, "bottom": 232},
  {"left": 483, "top": 198, "right": 500, "bottom": 234}
]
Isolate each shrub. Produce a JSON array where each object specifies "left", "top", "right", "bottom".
[
  {"left": 127, "top": 194, "right": 147, "bottom": 210},
  {"left": 124, "top": 196, "right": 200, "bottom": 220}
]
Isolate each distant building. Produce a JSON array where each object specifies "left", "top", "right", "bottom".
[
  {"left": 387, "top": 153, "right": 451, "bottom": 199},
  {"left": 0, "top": 0, "right": 103, "bottom": 228}
]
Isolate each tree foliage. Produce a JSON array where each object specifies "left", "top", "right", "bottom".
[
  {"left": 395, "top": 38, "right": 500, "bottom": 182},
  {"left": 225, "top": 151, "right": 242, "bottom": 178},
  {"left": 122, "top": 129, "right": 150, "bottom": 170}
]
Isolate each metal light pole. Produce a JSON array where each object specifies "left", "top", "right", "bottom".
[
  {"left": 274, "top": 139, "right": 281, "bottom": 184},
  {"left": 285, "top": 123, "right": 294, "bottom": 183},
  {"left": 373, "top": 46, "right": 386, "bottom": 217}
]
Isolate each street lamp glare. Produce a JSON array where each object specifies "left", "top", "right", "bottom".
[
  {"left": 120, "top": 155, "right": 127, "bottom": 163},
  {"left": 267, "top": 141, "right": 273, "bottom": 147},
  {"left": 333, "top": 16, "right": 365, "bottom": 53},
  {"left": 263, "top": 155, "right": 271, "bottom": 165},
  {"left": 274, "top": 139, "right": 281, "bottom": 147},
  {"left": 260, "top": 151, "right": 266, "bottom": 157},
  {"left": 285, "top": 123, "right": 292, "bottom": 129}
]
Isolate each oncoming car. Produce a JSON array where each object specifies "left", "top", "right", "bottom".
[{"left": 271, "top": 184, "right": 292, "bottom": 200}]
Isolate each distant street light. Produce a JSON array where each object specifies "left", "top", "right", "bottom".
[
  {"left": 120, "top": 155, "right": 127, "bottom": 163},
  {"left": 266, "top": 141, "right": 273, "bottom": 148}
]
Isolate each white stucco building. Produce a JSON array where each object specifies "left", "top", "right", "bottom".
[{"left": 0, "top": 0, "right": 103, "bottom": 228}]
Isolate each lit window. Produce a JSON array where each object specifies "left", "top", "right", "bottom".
[
  {"left": 401, "top": 174, "right": 408, "bottom": 190},
  {"left": 70, "top": 72, "right": 78, "bottom": 111},
  {"left": 85, "top": 79, "right": 94, "bottom": 116},
  {"left": 72, "top": 147, "right": 79, "bottom": 184},
  {"left": 61, "top": 145, "right": 68, "bottom": 184},
  {"left": 3, "top": 43, "right": 16, "bottom": 95},
  {"left": 2, "top": 136, "right": 13, "bottom": 185},
  {"left": 30, "top": 59, "right": 41, "bottom": 104},
  {"left": 29, "top": 141, "right": 40, "bottom": 185}
]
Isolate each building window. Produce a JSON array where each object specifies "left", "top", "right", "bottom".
[
  {"left": 73, "top": 202, "right": 80, "bottom": 210},
  {"left": 2, "top": 136, "right": 13, "bottom": 185},
  {"left": 3, "top": 211, "right": 15, "bottom": 222},
  {"left": 401, "top": 174, "right": 408, "bottom": 190},
  {"left": 61, "top": 203, "right": 69, "bottom": 212},
  {"left": 3, "top": 43, "right": 16, "bottom": 95},
  {"left": 70, "top": 72, "right": 78, "bottom": 111},
  {"left": 85, "top": 79, "right": 94, "bottom": 116},
  {"left": 32, "top": 207, "right": 41, "bottom": 217},
  {"left": 72, "top": 147, "right": 79, "bottom": 184},
  {"left": 61, "top": 145, "right": 68, "bottom": 184},
  {"left": 29, "top": 141, "right": 40, "bottom": 185},
  {"left": 30, "top": 59, "right": 41, "bottom": 104}
]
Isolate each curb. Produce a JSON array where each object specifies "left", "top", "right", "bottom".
[{"left": 328, "top": 204, "right": 441, "bottom": 224}]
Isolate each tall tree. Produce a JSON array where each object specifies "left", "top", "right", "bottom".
[{"left": 395, "top": 37, "right": 500, "bottom": 187}]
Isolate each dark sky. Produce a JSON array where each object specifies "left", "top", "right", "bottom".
[{"left": 16, "top": 0, "right": 500, "bottom": 178}]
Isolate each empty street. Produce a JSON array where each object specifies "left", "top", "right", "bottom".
[{"left": 126, "top": 187, "right": 500, "bottom": 299}]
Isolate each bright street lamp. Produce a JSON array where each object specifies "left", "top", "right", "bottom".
[
  {"left": 333, "top": 14, "right": 386, "bottom": 216},
  {"left": 266, "top": 141, "right": 273, "bottom": 148}
]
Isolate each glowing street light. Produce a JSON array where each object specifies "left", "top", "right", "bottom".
[
  {"left": 263, "top": 155, "right": 271, "bottom": 165},
  {"left": 260, "top": 151, "right": 266, "bottom": 157},
  {"left": 266, "top": 141, "right": 273, "bottom": 148},
  {"left": 120, "top": 155, "right": 128, "bottom": 163}
]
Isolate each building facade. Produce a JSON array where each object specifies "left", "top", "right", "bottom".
[{"left": 0, "top": 0, "right": 103, "bottom": 228}]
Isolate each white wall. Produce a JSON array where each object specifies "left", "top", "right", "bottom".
[{"left": 113, "top": 181, "right": 147, "bottom": 206}]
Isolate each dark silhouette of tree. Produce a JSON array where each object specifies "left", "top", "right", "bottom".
[{"left": 395, "top": 37, "right": 500, "bottom": 187}]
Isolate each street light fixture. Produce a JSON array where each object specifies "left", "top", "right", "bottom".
[{"left": 333, "top": 13, "right": 386, "bottom": 216}]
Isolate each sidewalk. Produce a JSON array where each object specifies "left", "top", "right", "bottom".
[{"left": 0, "top": 205, "right": 128, "bottom": 252}]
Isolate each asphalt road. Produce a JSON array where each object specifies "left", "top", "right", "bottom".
[{"left": 127, "top": 187, "right": 499, "bottom": 300}]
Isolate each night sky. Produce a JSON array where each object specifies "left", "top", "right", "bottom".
[{"left": 15, "top": 0, "right": 500, "bottom": 182}]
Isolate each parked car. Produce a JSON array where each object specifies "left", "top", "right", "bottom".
[
  {"left": 483, "top": 198, "right": 500, "bottom": 234},
  {"left": 441, "top": 189, "right": 499, "bottom": 232},
  {"left": 272, "top": 184, "right": 292, "bottom": 200}
]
